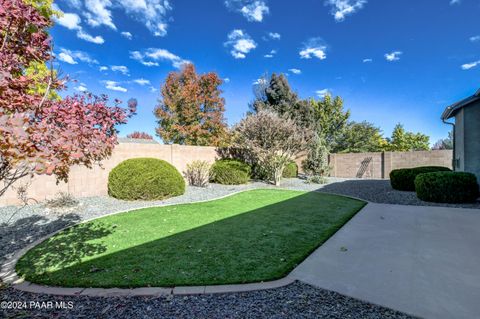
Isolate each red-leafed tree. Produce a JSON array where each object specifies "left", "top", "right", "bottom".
[
  {"left": 154, "top": 63, "right": 229, "bottom": 146},
  {"left": 126, "top": 131, "right": 154, "bottom": 140},
  {"left": 0, "top": 0, "right": 136, "bottom": 198}
]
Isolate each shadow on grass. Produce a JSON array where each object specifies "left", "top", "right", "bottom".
[
  {"left": 16, "top": 190, "right": 365, "bottom": 288},
  {"left": 0, "top": 214, "right": 82, "bottom": 265},
  {"left": 16, "top": 222, "right": 115, "bottom": 273}
]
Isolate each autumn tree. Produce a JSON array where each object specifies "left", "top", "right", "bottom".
[
  {"left": 154, "top": 64, "right": 229, "bottom": 146},
  {"left": 0, "top": 0, "right": 136, "bottom": 197},
  {"left": 233, "top": 111, "right": 312, "bottom": 186},
  {"left": 127, "top": 132, "right": 154, "bottom": 140}
]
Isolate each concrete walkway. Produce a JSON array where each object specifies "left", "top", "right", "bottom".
[{"left": 290, "top": 203, "right": 480, "bottom": 319}]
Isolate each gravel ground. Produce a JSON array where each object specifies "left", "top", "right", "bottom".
[
  {"left": 0, "top": 177, "right": 470, "bottom": 318},
  {"left": 0, "top": 281, "right": 415, "bottom": 319},
  {"left": 315, "top": 179, "right": 480, "bottom": 209}
]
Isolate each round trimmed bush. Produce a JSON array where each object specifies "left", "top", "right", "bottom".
[
  {"left": 108, "top": 158, "right": 185, "bottom": 200},
  {"left": 390, "top": 166, "right": 451, "bottom": 191},
  {"left": 415, "top": 171, "right": 479, "bottom": 203},
  {"left": 211, "top": 159, "right": 251, "bottom": 185},
  {"left": 282, "top": 162, "right": 298, "bottom": 178}
]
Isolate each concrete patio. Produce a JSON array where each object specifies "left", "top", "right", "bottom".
[{"left": 291, "top": 203, "right": 480, "bottom": 319}]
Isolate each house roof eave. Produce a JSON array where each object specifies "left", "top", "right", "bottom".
[{"left": 441, "top": 89, "right": 480, "bottom": 120}]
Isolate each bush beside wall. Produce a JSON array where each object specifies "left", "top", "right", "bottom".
[
  {"left": 390, "top": 166, "right": 451, "bottom": 191},
  {"left": 415, "top": 171, "right": 479, "bottom": 203},
  {"left": 282, "top": 162, "right": 298, "bottom": 178},
  {"left": 108, "top": 158, "right": 185, "bottom": 200},
  {"left": 211, "top": 159, "right": 251, "bottom": 185}
]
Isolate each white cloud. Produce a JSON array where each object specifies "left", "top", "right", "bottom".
[
  {"left": 77, "top": 30, "right": 105, "bottom": 44},
  {"left": 149, "top": 86, "right": 158, "bottom": 93},
  {"left": 104, "top": 80, "right": 127, "bottom": 92},
  {"left": 84, "top": 0, "right": 116, "bottom": 29},
  {"left": 54, "top": 6, "right": 104, "bottom": 45},
  {"left": 385, "top": 51, "right": 402, "bottom": 61},
  {"left": 121, "top": 31, "right": 133, "bottom": 39},
  {"left": 55, "top": 12, "right": 81, "bottom": 30},
  {"left": 225, "top": 29, "right": 257, "bottom": 59},
  {"left": 470, "top": 35, "right": 480, "bottom": 42},
  {"left": 82, "top": 0, "right": 172, "bottom": 36},
  {"left": 130, "top": 49, "right": 190, "bottom": 68},
  {"left": 316, "top": 89, "right": 331, "bottom": 98},
  {"left": 300, "top": 38, "right": 327, "bottom": 60},
  {"left": 325, "top": 0, "right": 367, "bottom": 22},
  {"left": 225, "top": 0, "right": 269, "bottom": 22},
  {"left": 240, "top": 1, "right": 269, "bottom": 22},
  {"left": 224, "top": 78, "right": 231, "bottom": 83},
  {"left": 253, "top": 78, "right": 268, "bottom": 85},
  {"left": 268, "top": 32, "right": 281, "bottom": 40},
  {"left": 289, "top": 68, "right": 302, "bottom": 75},
  {"left": 58, "top": 48, "right": 98, "bottom": 65},
  {"left": 133, "top": 78, "right": 151, "bottom": 86},
  {"left": 111, "top": 65, "right": 130, "bottom": 75},
  {"left": 264, "top": 49, "right": 277, "bottom": 58},
  {"left": 461, "top": 60, "right": 480, "bottom": 70},
  {"left": 58, "top": 52, "right": 78, "bottom": 64},
  {"left": 75, "top": 84, "right": 88, "bottom": 92},
  {"left": 450, "top": 0, "right": 461, "bottom": 5},
  {"left": 363, "top": 58, "right": 373, "bottom": 63},
  {"left": 99, "top": 66, "right": 109, "bottom": 71}
]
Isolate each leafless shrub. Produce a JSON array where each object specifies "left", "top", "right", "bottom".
[
  {"left": 185, "top": 161, "right": 211, "bottom": 187},
  {"left": 45, "top": 192, "right": 78, "bottom": 208}
]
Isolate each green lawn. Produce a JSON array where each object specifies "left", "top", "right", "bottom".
[{"left": 17, "top": 189, "right": 366, "bottom": 288}]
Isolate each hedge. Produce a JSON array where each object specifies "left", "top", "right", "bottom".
[
  {"left": 415, "top": 171, "right": 479, "bottom": 203},
  {"left": 108, "top": 158, "right": 185, "bottom": 200},
  {"left": 211, "top": 159, "right": 251, "bottom": 185},
  {"left": 390, "top": 166, "right": 451, "bottom": 191},
  {"left": 282, "top": 162, "right": 298, "bottom": 178}
]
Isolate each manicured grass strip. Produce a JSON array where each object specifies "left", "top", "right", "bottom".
[{"left": 17, "top": 189, "right": 366, "bottom": 288}]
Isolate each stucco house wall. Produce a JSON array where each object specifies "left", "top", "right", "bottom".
[{"left": 461, "top": 101, "right": 480, "bottom": 181}]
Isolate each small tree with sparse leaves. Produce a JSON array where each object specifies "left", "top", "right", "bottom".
[{"left": 233, "top": 111, "right": 312, "bottom": 186}]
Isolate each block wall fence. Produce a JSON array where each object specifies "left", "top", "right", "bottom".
[
  {"left": 0, "top": 140, "right": 453, "bottom": 206},
  {"left": 328, "top": 150, "right": 453, "bottom": 179}
]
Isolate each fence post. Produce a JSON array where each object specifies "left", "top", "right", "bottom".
[{"left": 382, "top": 151, "right": 393, "bottom": 179}]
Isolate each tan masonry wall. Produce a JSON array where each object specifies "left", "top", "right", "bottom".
[
  {"left": 0, "top": 141, "right": 218, "bottom": 207},
  {"left": 0, "top": 143, "right": 453, "bottom": 207},
  {"left": 329, "top": 150, "right": 453, "bottom": 179}
]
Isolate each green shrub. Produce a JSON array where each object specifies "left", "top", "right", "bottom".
[
  {"left": 211, "top": 159, "right": 251, "bottom": 185},
  {"left": 282, "top": 162, "right": 298, "bottom": 178},
  {"left": 305, "top": 175, "right": 328, "bottom": 184},
  {"left": 108, "top": 158, "right": 185, "bottom": 200},
  {"left": 390, "top": 166, "right": 451, "bottom": 191},
  {"left": 415, "top": 172, "right": 479, "bottom": 203}
]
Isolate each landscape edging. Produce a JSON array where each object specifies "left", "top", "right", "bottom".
[{"left": 0, "top": 187, "right": 367, "bottom": 296}]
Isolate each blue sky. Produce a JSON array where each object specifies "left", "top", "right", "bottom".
[{"left": 52, "top": 0, "right": 480, "bottom": 144}]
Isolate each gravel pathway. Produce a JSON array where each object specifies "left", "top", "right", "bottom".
[{"left": 0, "top": 281, "right": 414, "bottom": 319}]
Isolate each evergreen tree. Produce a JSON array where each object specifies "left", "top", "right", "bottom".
[
  {"left": 333, "top": 121, "right": 387, "bottom": 153},
  {"left": 386, "top": 124, "right": 430, "bottom": 151},
  {"left": 310, "top": 95, "right": 350, "bottom": 149}
]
